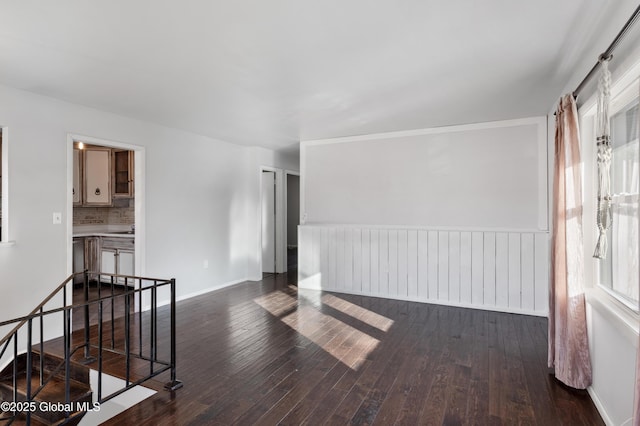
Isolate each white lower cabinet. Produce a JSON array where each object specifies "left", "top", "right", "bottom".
[
  {"left": 99, "top": 237, "right": 135, "bottom": 286},
  {"left": 101, "top": 248, "right": 117, "bottom": 275},
  {"left": 118, "top": 251, "right": 135, "bottom": 278}
]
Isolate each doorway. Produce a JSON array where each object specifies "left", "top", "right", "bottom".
[
  {"left": 67, "top": 134, "right": 145, "bottom": 284},
  {"left": 286, "top": 173, "right": 300, "bottom": 273},
  {"left": 261, "top": 170, "right": 276, "bottom": 275}
]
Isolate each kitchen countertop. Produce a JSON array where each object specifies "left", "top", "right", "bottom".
[
  {"left": 73, "top": 232, "right": 135, "bottom": 238},
  {"left": 73, "top": 225, "right": 135, "bottom": 238}
]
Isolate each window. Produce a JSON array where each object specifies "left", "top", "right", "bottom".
[{"left": 597, "top": 84, "right": 639, "bottom": 310}]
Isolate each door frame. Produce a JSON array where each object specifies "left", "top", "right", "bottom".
[
  {"left": 66, "top": 133, "right": 146, "bottom": 281},
  {"left": 260, "top": 169, "right": 277, "bottom": 274},
  {"left": 259, "top": 166, "right": 287, "bottom": 274}
]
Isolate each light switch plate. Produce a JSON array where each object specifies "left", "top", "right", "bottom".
[{"left": 53, "top": 212, "right": 62, "bottom": 224}]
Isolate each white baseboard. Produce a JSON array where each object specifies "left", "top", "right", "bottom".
[
  {"left": 175, "top": 278, "right": 249, "bottom": 303},
  {"left": 297, "top": 283, "right": 548, "bottom": 317},
  {"left": 587, "top": 386, "right": 616, "bottom": 426},
  {"left": 142, "top": 277, "right": 250, "bottom": 311},
  {"left": 587, "top": 385, "right": 634, "bottom": 426}
]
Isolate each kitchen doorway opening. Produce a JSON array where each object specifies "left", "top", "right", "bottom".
[{"left": 67, "top": 134, "right": 145, "bottom": 295}]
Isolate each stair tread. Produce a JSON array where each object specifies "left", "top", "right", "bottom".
[
  {"left": 0, "top": 352, "right": 90, "bottom": 385},
  {"left": 1, "top": 409, "right": 85, "bottom": 426},
  {"left": 0, "top": 373, "right": 91, "bottom": 402},
  {"left": 0, "top": 412, "right": 48, "bottom": 426},
  {"left": 32, "top": 351, "right": 91, "bottom": 385}
]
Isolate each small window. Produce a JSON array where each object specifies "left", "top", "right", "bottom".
[{"left": 598, "top": 87, "right": 639, "bottom": 310}]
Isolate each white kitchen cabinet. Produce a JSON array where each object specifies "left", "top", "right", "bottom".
[
  {"left": 118, "top": 250, "right": 135, "bottom": 278},
  {"left": 84, "top": 147, "right": 112, "bottom": 206},
  {"left": 100, "top": 237, "right": 135, "bottom": 286},
  {"left": 101, "top": 248, "right": 117, "bottom": 276}
]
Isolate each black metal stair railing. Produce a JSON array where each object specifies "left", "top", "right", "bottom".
[{"left": 0, "top": 270, "right": 182, "bottom": 425}]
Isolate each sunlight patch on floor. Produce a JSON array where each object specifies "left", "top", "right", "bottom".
[
  {"left": 320, "top": 293, "right": 395, "bottom": 332},
  {"left": 253, "top": 290, "right": 298, "bottom": 317},
  {"left": 254, "top": 289, "right": 386, "bottom": 370}
]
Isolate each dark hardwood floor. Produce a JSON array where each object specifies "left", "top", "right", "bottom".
[{"left": 52, "top": 271, "right": 602, "bottom": 425}]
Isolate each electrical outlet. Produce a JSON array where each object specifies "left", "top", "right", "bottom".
[
  {"left": 52, "top": 212, "right": 62, "bottom": 224},
  {"left": 203, "top": 260, "right": 209, "bottom": 269}
]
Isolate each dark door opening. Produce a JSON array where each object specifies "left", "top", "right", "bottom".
[{"left": 286, "top": 173, "right": 300, "bottom": 276}]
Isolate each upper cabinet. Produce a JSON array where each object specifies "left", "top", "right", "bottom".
[
  {"left": 113, "top": 149, "right": 134, "bottom": 198},
  {"left": 74, "top": 144, "right": 134, "bottom": 206},
  {"left": 84, "top": 147, "right": 112, "bottom": 206}
]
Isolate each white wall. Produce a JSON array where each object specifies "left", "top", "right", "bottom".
[
  {"left": 586, "top": 296, "right": 637, "bottom": 426},
  {"left": 302, "top": 117, "right": 548, "bottom": 230},
  {"left": 299, "top": 117, "right": 550, "bottom": 315},
  {"left": 0, "top": 83, "right": 298, "bottom": 328}
]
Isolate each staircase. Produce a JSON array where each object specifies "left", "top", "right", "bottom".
[
  {"left": 0, "top": 271, "right": 182, "bottom": 426},
  {"left": 0, "top": 351, "right": 91, "bottom": 425}
]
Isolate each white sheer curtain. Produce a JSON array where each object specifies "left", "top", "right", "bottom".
[{"left": 548, "top": 94, "right": 592, "bottom": 389}]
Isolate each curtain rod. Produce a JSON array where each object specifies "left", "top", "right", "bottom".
[{"left": 573, "top": 3, "right": 640, "bottom": 99}]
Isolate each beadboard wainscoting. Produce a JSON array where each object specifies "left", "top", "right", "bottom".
[{"left": 298, "top": 225, "right": 549, "bottom": 316}]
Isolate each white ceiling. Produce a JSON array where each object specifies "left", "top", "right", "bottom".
[{"left": 0, "top": 1, "right": 617, "bottom": 151}]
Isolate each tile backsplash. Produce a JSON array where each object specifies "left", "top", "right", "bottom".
[{"left": 74, "top": 199, "right": 134, "bottom": 225}]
